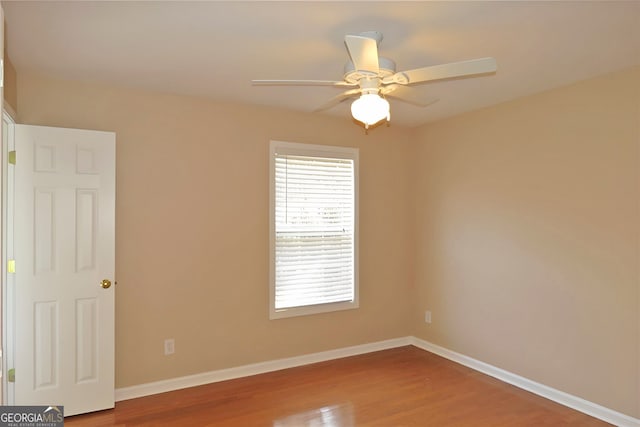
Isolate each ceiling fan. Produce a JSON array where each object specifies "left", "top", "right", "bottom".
[{"left": 252, "top": 31, "right": 497, "bottom": 130}]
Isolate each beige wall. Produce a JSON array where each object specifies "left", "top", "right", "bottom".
[
  {"left": 3, "top": 55, "right": 17, "bottom": 114},
  {"left": 2, "top": 13, "right": 18, "bottom": 113},
  {"left": 16, "top": 71, "right": 415, "bottom": 388},
  {"left": 411, "top": 67, "right": 640, "bottom": 417},
  {"left": 15, "top": 67, "right": 640, "bottom": 419},
  {"left": 3, "top": 14, "right": 18, "bottom": 113}
]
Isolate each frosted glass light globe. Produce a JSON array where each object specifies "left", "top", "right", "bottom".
[{"left": 351, "top": 94, "right": 390, "bottom": 127}]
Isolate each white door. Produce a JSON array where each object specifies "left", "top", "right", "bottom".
[{"left": 13, "top": 124, "right": 115, "bottom": 416}]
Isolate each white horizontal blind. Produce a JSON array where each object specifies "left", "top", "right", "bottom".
[{"left": 274, "top": 149, "right": 355, "bottom": 311}]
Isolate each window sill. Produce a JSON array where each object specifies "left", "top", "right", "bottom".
[{"left": 270, "top": 300, "right": 359, "bottom": 320}]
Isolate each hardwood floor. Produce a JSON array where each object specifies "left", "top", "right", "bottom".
[{"left": 66, "top": 346, "right": 611, "bottom": 426}]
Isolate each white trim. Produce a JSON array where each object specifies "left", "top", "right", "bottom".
[
  {"left": 268, "top": 140, "right": 360, "bottom": 320},
  {"left": 410, "top": 337, "right": 640, "bottom": 427},
  {"left": 114, "top": 336, "right": 640, "bottom": 427},
  {"left": 115, "top": 337, "right": 411, "bottom": 402},
  {"left": 2, "top": 101, "right": 16, "bottom": 123},
  {"left": 1, "top": 111, "right": 15, "bottom": 405}
]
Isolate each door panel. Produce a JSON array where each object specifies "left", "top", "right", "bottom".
[{"left": 14, "top": 124, "right": 115, "bottom": 416}]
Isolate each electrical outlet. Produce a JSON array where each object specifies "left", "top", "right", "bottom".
[
  {"left": 424, "top": 310, "right": 432, "bottom": 324},
  {"left": 164, "top": 338, "right": 175, "bottom": 355}
]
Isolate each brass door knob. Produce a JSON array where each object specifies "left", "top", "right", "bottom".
[{"left": 100, "top": 279, "right": 112, "bottom": 289}]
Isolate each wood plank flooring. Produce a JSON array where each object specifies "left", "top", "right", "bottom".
[{"left": 66, "top": 346, "right": 611, "bottom": 426}]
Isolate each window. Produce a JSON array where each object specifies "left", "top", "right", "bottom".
[{"left": 270, "top": 140, "right": 358, "bottom": 319}]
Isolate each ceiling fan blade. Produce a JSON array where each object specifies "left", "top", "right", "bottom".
[
  {"left": 345, "top": 35, "right": 379, "bottom": 74},
  {"left": 252, "top": 79, "right": 356, "bottom": 87},
  {"left": 381, "top": 85, "right": 439, "bottom": 107},
  {"left": 385, "top": 57, "right": 497, "bottom": 85},
  {"left": 313, "top": 88, "right": 362, "bottom": 112}
]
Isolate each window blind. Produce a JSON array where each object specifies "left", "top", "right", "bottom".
[{"left": 274, "top": 153, "right": 355, "bottom": 310}]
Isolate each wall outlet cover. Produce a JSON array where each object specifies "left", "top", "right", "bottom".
[{"left": 164, "top": 338, "right": 175, "bottom": 355}]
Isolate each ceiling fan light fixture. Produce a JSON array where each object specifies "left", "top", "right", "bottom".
[
  {"left": 252, "top": 31, "right": 496, "bottom": 130},
  {"left": 351, "top": 93, "right": 390, "bottom": 127}
]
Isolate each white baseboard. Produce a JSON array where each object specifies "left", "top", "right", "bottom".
[
  {"left": 115, "top": 335, "right": 639, "bottom": 427},
  {"left": 115, "top": 336, "right": 412, "bottom": 401},
  {"left": 410, "top": 337, "right": 640, "bottom": 427}
]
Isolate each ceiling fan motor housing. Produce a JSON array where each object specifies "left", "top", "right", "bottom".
[{"left": 343, "top": 57, "right": 396, "bottom": 84}]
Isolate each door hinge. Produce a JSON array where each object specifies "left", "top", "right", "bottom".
[
  {"left": 7, "top": 259, "right": 15, "bottom": 274},
  {"left": 8, "top": 150, "right": 16, "bottom": 165},
  {"left": 7, "top": 368, "right": 14, "bottom": 383}
]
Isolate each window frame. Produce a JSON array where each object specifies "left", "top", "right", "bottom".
[{"left": 269, "top": 140, "right": 359, "bottom": 320}]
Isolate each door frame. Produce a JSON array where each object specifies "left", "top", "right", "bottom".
[{"left": 1, "top": 109, "right": 16, "bottom": 404}]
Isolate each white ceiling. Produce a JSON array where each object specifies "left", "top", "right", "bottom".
[{"left": 3, "top": 1, "right": 640, "bottom": 127}]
